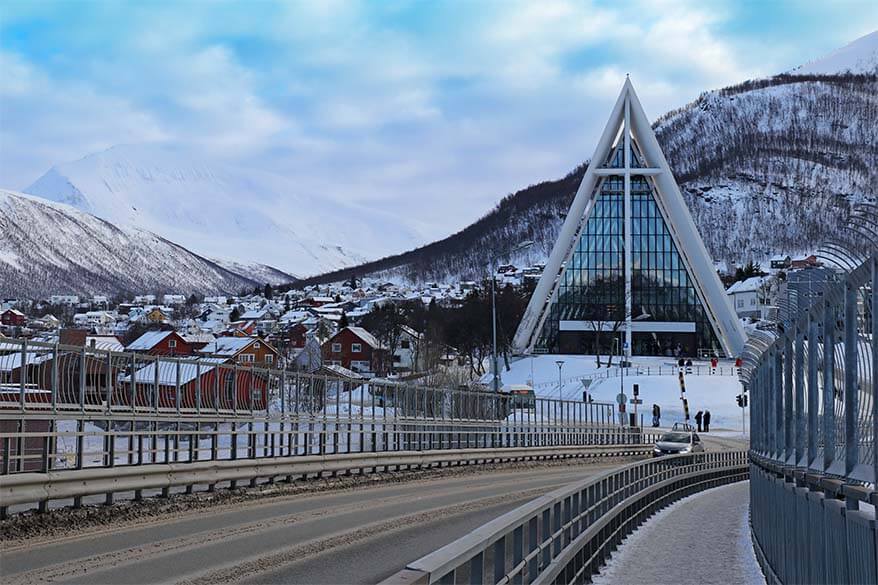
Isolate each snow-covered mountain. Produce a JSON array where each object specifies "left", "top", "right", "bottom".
[
  {"left": 0, "top": 189, "right": 267, "bottom": 298},
  {"left": 791, "top": 30, "right": 878, "bottom": 75},
  {"left": 25, "top": 144, "right": 424, "bottom": 278},
  {"left": 295, "top": 32, "right": 878, "bottom": 286}
]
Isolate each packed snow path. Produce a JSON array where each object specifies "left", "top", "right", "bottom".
[{"left": 593, "top": 481, "right": 764, "bottom": 585}]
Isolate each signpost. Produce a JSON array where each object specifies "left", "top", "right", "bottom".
[{"left": 616, "top": 392, "right": 627, "bottom": 427}]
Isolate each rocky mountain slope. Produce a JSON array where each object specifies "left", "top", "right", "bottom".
[
  {"left": 296, "top": 33, "right": 878, "bottom": 287},
  {"left": 0, "top": 189, "right": 272, "bottom": 298},
  {"left": 25, "top": 144, "right": 423, "bottom": 278}
]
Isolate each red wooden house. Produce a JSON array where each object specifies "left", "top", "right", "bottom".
[
  {"left": 116, "top": 357, "right": 268, "bottom": 411},
  {"left": 322, "top": 326, "right": 385, "bottom": 376},
  {"left": 0, "top": 309, "right": 26, "bottom": 327},
  {"left": 126, "top": 330, "right": 194, "bottom": 356}
]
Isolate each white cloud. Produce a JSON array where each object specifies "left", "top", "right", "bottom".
[{"left": 1, "top": 1, "right": 866, "bottom": 243}]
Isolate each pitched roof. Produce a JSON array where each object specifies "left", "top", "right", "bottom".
[
  {"left": 200, "top": 336, "right": 276, "bottom": 357},
  {"left": 126, "top": 330, "right": 174, "bottom": 351},
  {"left": 119, "top": 357, "right": 227, "bottom": 385},
  {"left": 344, "top": 326, "right": 381, "bottom": 349},
  {"left": 726, "top": 276, "right": 766, "bottom": 295}
]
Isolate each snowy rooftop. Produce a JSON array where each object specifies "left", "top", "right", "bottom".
[
  {"left": 344, "top": 326, "right": 381, "bottom": 349},
  {"left": 200, "top": 336, "right": 270, "bottom": 356},
  {"left": 726, "top": 276, "right": 767, "bottom": 295},
  {"left": 120, "top": 357, "right": 228, "bottom": 385},
  {"left": 126, "top": 330, "right": 173, "bottom": 351}
]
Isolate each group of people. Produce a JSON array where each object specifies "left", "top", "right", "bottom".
[{"left": 694, "top": 410, "right": 712, "bottom": 432}]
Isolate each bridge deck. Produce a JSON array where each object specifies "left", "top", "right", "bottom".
[{"left": 593, "top": 481, "right": 764, "bottom": 585}]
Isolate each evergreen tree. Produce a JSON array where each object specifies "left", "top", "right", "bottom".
[
  {"left": 229, "top": 306, "right": 241, "bottom": 322},
  {"left": 339, "top": 311, "right": 349, "bottom": 328},
  {"left": 263, "top": 283, "right": 274, "bottom": 299}
]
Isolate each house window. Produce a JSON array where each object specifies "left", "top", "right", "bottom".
[
  {"left": 750, "top": 298, "right": 756, "bottom": 305},
  {"left": 351, "top": 343, "right": 362, "bottom": 353},
  {"left": 253, "top": 342, "right": 261, "bottom": 349},
  {"left": 168, "top": 339, "right": 177, "bottom": 348},
  {"left": 240, "top": 353, "right": 255, "bottom": 363},
  {"left": 351, "top": 360, "right": 370, "bottom": 371},
  {"left": 331, "top": 343, "right": 342, "bottom": 353},
  {"left": 736, "top": 299, "right": 743, "bottom": 308},
  {"left": 400, "top": 340, "right": 410, "bottom": 349},
  {"left": 265, "top": 354, "right": 273, "bottom": 364}
]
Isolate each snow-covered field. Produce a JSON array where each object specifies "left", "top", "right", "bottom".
[{"left": 491, "top": 354, "right": 748, "bottom": 433}]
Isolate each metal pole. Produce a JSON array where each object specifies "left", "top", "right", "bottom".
[
  {"left": 823, "top": 298, "right": 835, "bottom": 471},
  {"left": 873, "top": 254, "right": 877, "bottom": 485},
  {"left": 784, "top": 332, "right": 793, "bottom": 462},
  {"left": 492, "top": 260, "right": 499, "bottom": 394},
  {"left": 794, "top": 322, "right": 805, "bottom": 465},
  {"left": 843, "top": 279, "right": 858, "bottom": 477},
  {"left": 807, "top": 313, "right": 819, "bottom": 466}
]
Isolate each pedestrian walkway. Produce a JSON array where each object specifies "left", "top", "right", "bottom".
[{"left": 592, "top": 481, "right": 764, "bottom": 585}]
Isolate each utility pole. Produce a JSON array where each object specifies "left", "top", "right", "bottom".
[{"left": 491, "top": 258, "right": 499, "bottom": 394}]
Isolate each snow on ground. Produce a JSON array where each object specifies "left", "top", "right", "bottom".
[
  {"left": 592, "top": 481, "right": 764, "bottom": 585},
  {"left": 493, "top": 355, "right": 747, "bottom": 433}
]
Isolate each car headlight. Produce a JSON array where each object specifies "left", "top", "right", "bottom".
[{"left": 680, "top": 446, "right": 692, "bottom": 454}]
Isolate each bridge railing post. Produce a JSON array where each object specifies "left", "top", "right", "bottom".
[{"left": 843, "top": 278, "right": 859, "bottom": 478}]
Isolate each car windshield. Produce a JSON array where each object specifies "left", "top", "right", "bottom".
[{"left": 660, "top": 432, "right": 690, "bottom": 443}]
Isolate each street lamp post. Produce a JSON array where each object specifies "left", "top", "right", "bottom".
[
  {"left": 618, "top": 313, "right": 650, "bottom": 426},
  {"left": 491, "top": 240, "right": 534, "bottom": 393},
  {"left": 555, "top": 360, "right": 565, "bottom": 402}
]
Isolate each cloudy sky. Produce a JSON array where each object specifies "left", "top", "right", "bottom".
[{"left": 1, "top": 1, "right": 875, "bottom": 241}]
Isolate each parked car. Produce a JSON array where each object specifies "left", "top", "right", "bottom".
[{"left": 652, "top": 430, "right": 704, "bottom": 457}]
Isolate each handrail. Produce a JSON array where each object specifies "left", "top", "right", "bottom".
[{"left": 0, "top": 443, "right": 654, "bottom": 511}]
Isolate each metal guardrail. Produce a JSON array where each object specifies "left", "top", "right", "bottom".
[
  {"left": 750, "top": 453, "right": 876, "bottom": 585},
  {"left": 531, "top": 364, "right": 739, "bottom": 390},
  {"left": 381, "top": 451, "right": 749, "bottom": 585},
  {"left": 0, "top": 443, "right": 654, "bottom": 511},
  {"left": 0, "top": 337, "right": 621, "bottom": 421},
  {"left": 740, "top": 205, "right": 877, "bottom": 584}
]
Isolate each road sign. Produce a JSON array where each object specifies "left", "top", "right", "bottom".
[
  {"left": 581, "top": 378, "right": 592, "bottom": 390},
  {"left": 629, "top": 398, "right": 643, "bottom": 405},
  {"left": 623, "top": 341, "right": 629, "bottom": 349},
  {"left": 616, "top": 392, "right": 627, "bottom": 405}
]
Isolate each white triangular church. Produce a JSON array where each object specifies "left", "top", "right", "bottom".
[{"left": 513, "top": 78, "right": 746, "bottom": 359}]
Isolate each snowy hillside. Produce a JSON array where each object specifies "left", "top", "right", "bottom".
[
  {"left": 297, "top": 34, "right": 878, "bottom": 286},
  {"left": 209, "top": 258, "right": 295, "bottom": 287},
  {"left": 0, "top": 189, "right": 262, "bottom": 298},
  {"left": 792, "top": 31, "right": 878, "bottom": 75},
  {"left": 25, "top": 144, "right": 424, "bottom": 278}
]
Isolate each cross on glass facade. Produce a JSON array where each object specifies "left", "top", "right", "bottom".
[{"left": 534, "top": 142, "right": 722, "bottom": 357}]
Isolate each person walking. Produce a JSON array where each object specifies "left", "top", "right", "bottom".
[
  {"left": 703, "top": 410, "right": 711, "bottom": 432},
  {"left": 695, "top": 410, "right": 703, "bottom": 433},
  {"left": 652, "top": 403, "right": 661, "bottom": 427}
]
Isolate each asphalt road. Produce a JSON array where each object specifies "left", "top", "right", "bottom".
[
  {"left": 1, "top": 460, "right": 626, "bottom": 585},
  {"left": 1, "top": 434, "right": 747, "bottom": 585}
]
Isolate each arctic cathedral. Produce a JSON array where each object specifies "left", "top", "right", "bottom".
[{"left": 512, "top": 79, "right": 746, "bottom": 359}]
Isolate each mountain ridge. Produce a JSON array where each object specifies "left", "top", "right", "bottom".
[
  {"left": 0, "top": 189, "right": 294, "bottom": 298},
  {"left": 24, "top": 143, "right": 423, "bottom": 278}
]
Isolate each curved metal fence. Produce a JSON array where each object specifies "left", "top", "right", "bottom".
[
  {"left": 740, "top": 204, "right": 877, "bottom": 583},
  {"left": 381, "top": 451, "right": 748, "bottom": 585}
]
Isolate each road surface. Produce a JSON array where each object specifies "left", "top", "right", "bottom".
[
  {"left": 1, "top": 434, "right": 747, "bottom": 585},
  {"left": 1, "top": 459, "right": 629, "bottom": 585}
]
